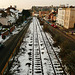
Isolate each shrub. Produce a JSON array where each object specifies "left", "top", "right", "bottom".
[
  {"left": 43, "top": 25, "right": 49, "bottom": 32},
  {"left": 40, "top": 21, "right": 44, "bottom": 25},
  {"left": 59, "top": 49, "right": 71, "bottom": 59},
  {"left": 54, "top": 34, "right": 63, "bottom": 44},
  {"left": 60, "top": 41, "right": 75, "bottom": 50},
  {"left": 2, "top": 35, "right": 6, "bottom": 39},
  {"left": 65, "top": 51, "right": 75, "bottom": 74}
]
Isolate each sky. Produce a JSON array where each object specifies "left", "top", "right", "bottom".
[{"left": 0, "top": 0, "right": 75, "bottom": 10}]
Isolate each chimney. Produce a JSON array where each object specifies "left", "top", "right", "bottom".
[
  {"left": 10, "top": 5, "right": 12, "bottom": 8},
  {"left": 14, "top": 5, "right": 17, "bottom": 9}
]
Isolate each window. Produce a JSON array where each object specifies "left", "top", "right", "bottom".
[
  {"left": 67, "top": 17, "right": 68, "bottom": 20},
  {"left": 72, "top": 16, "right": 74, "bottom": 19},
  {"left": 67, "top": 11, "right": 69, "bottom": 15}
]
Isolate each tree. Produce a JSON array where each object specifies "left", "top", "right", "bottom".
[{"left": 22, "top": 9, "right": 31, "bottom": 21}]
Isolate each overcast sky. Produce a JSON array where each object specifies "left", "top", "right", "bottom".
[{"left": 0, "top": 0, "right": 75, "bottom": 10}]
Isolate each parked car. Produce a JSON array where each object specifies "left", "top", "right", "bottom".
[
  {"left": 54, "top": 25, "right": 58, "bottom": 28},
  {"left": 0, "top": 42, "right": 5, "bottom": 49},
  {"left": 51, "top": 24, "right": 54, "bottom": 26},
  {"left": 24, "top": 21, "right": 27, "bottom": 23},
  {"left": 46, "top": 21, "right": 49, "bottom": 24}
]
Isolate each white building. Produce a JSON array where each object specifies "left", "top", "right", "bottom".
[
  {"left": 57, "top": 7, "right": 75, "bottom": 29},
  {"left": 56, "top": 8, "right": 65, "bottom": 26}
]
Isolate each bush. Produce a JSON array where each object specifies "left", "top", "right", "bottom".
[
  {"left": 2, "top": 35, "right": 6, "bottom": 39},
  {"left": 61, "top": 41, "right": 71, "bottom": 50},
  {"left": 43, "top": 25, "right": 49, "bottom": 32},
  {"left": 42, "top": 22, "right": 75, "bottom": 75},
  {"left": 40, "top": 21, "right": 44, "bottom": 25},
  {"left": 65, "top": 51, "right": 75, "bottom": 74},
  {"left": 60, "top": 40, "right": 75, "bottom": 50},
  {"left": 54, "top": 34, "right": 63, "bottom": 44},
  {"left": 59, "top": 49, "right": 71, "bottom": 59}
]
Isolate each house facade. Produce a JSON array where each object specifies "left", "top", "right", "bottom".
[
  {"left": 0, "top": 17, "right": 8, "bottom": 25},
  {"left": 48, "top": 12, "right": 57, "bottom": 22},
  {"left": 6, "top": 6, "right": 19, "bottom": 24},
  {"left": 39, "top": 11, "right": 49, "bottom": 20},
  {"left": 64, "top": 8, "right": 75, "bottom": 29},
  {"left": 32, "top": 12, "right": 34, "bottom": 16},
  {"left": 0, "top": 10, "right": 8, "bottom": 25},
  {"left": 57, "top": 7, "right": 75, "bottom": 29},
  {"left": 0, "top": 6, "right": 20, "bottom": 26},
  {"left": 56, "top": 8, "right": 65, "bottom": 26}
]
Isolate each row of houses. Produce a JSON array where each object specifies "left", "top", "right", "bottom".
[
  {"left": 38, "top": 8, "right": 57, "bottom": 23},
  {"left": 33, "top": 6, "right": 75, "bottom": 29},
  {"left": 0, "top": 6, "right": 22, "bottom": 26}
]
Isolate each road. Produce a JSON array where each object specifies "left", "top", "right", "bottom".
[{"left": 0, "top": 20, "right": 31, "bottom": 74}]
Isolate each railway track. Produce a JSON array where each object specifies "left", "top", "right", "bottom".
[
  {"left": 8, "top": 17, "right": 68, "bottom": 75},
  {"left": 32, "top": 18, "right": 44, "bottom": 75},
  {"left": 35, "top": 18, "right": 67, "bottom": 75}
]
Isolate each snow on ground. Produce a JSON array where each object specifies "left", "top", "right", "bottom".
[
  {"left": 8, "top": 21, "right": 33, "bottom": 75},
  {"left": 12, "top": 26, "right": 23, "bottom": 35},
  {"left": 0, "top": 22, "right": 27, "bottom": 43},
  {"left": 35, "top": 19, "right": 54, "bottom": 75},
  {"left": 45, "top": 32, "right": 62, "bottom": 62},
  {"left": 0, "top": 35, "right": 11, "bottom": 43},
  {"left": 8, "top": 17, "right": 65, "bottom": 75},
  {"left": 0, "top": 36, "right": 3, "bottom": 42}
]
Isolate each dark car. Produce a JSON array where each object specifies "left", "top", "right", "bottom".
[{"left": 0, "top": 42, "right": 5, "bottom": 49}]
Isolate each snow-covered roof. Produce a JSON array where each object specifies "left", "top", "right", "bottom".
[
  {"left": 10, "top": 9, "right": 16, "bottom": 13},
  {"left": 0, "top": 13, "right": 2, "bottom": 15}
]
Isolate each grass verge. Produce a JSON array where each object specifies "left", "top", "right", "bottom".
[{"left": 42, "top": 23, "right": 75, "bottom": 75}]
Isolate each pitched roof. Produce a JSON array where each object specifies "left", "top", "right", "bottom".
[
  {"left": 0, "top": 10, "right": 7, "bottom": 17},
  {"left": 6, "top": 6, "right": 16, "bottom": 11}
]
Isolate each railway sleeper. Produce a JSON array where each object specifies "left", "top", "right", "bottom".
[{"left": 35, "top": 70, "right": 42, "bottom": 73}]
